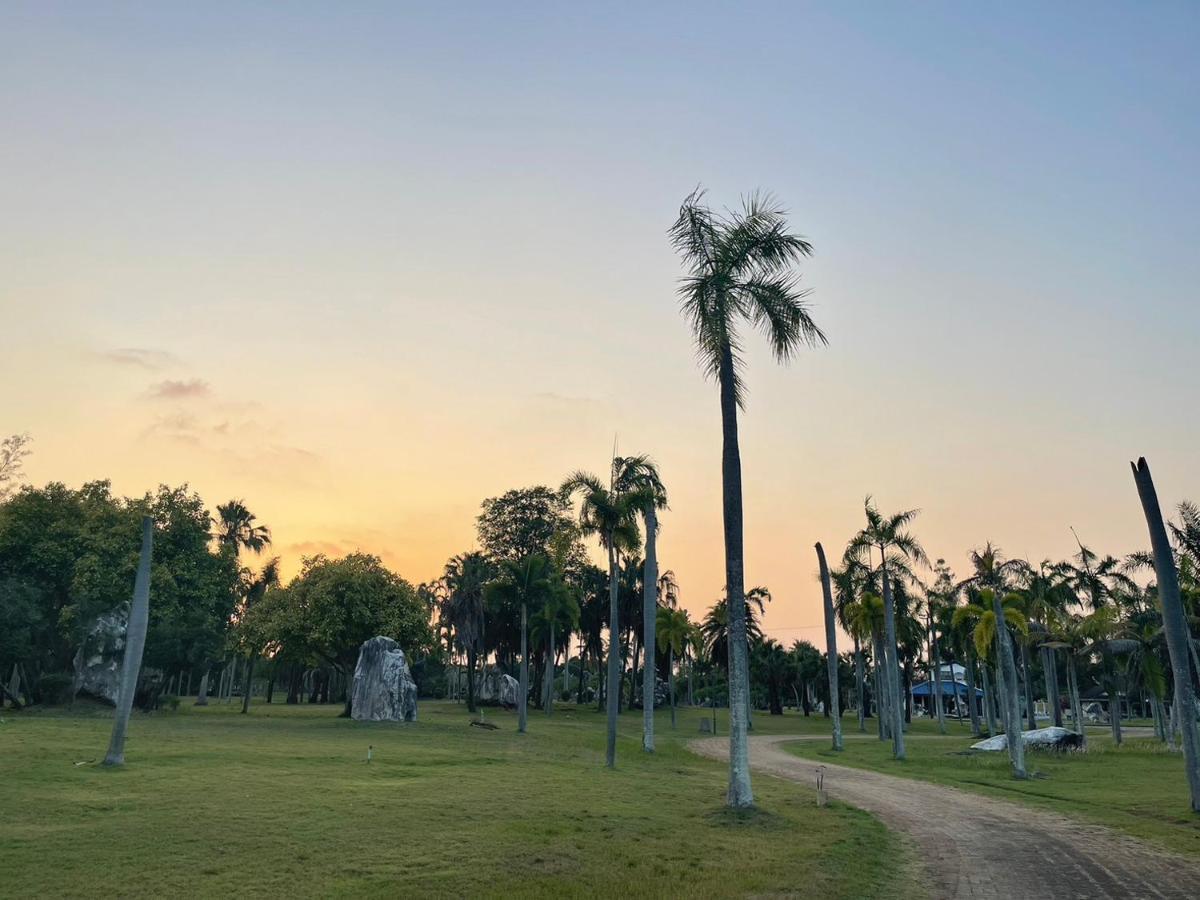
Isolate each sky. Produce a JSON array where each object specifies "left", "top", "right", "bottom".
[{"left": 3, "top": 2, "right": 1198, "bottom": 646}]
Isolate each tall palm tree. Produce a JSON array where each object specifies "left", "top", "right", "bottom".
[
  {"left": 561, "top": 470, "right": 646, "bottom": 767},
  {"left": 846, "top": 498, "right": 928, "bottom": 760},
  {"left": 485, "top": 554, "right": 553, "bottom": 733},
  {"left": 832, "top": 559, "right": 872, "bottom": 733},
  {"left": 670, "top": 188, "right": 823, "bottom": 807},
  {"left": 613, "top": 455, "right": 668, "bottom": 752},
  {"left": 441, "top": 552, "right": 492, "bottom": 713},
  {"left": 961, "top": 544, "right": 1029, "bottom": 777},
  {"left": 656, "top": 606, "right": 692, "bottom": 729},
  {"left": 214, "top": 500, "right": 272, "bottom": 556}
]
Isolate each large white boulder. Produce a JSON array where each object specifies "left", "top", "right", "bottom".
[
  {"left": 72, "top": 606, "right": 129, "bottom": 704},
  {"left": 971, "top": 726, "right": 1083, "bottom": 752},
  {"left": 351, "top": 636, "right": 417, "bottom": 722}
]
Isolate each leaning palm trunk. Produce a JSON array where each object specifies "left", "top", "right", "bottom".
[
  {"left": 1132, "top": 457, "right": 1200, "bottom": 810},
  {"left": 718, "top": 348, "right": 753, "bottom": 806},
  {"left": 642, "top": 505, "right": 658, "bottom": 751},
  {"left": 853, "top": 637, "right": 866, "bottom": 732},
  {"left": 880, "top": 565, "right": 905, "bottom": 760},
  {"left": 103, "top": 516, "right": 153, "bottom": 767},
  {"left": 604, "top": 544, "right": 620, "bottom": 767},
  {"left": 872, "top": 632, "right": 889, "bottom": 740},
  {"left": 992, "top": 591, "right": 1026, "bottom": 777},
  {"left": 815, "top": 543, "right": 843, "bottom": 750},
  {"left": 519, "top": 603, "right": 529, "bottom": 734}
]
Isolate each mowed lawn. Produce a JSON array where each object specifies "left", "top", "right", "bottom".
[
  {"left": 786, "top": 719, "right": 1200, "bottom": 857},
  {"left": 0, "top": 701, "right": 920, "bottom": 899}
]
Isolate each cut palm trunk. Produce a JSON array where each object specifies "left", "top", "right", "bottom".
[
  {"left": 642, "top": 505, "right": 658, "bottom": 751},
  {"left": 815, "top": 542, "right": 842, "bottom": 751},
  {"left": 103, "top": 516, "right": 153, "bottom": 767}
]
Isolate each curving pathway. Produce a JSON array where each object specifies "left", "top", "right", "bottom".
[{"left": 690, "top": 733, "right": 1200, "bottom": 900}]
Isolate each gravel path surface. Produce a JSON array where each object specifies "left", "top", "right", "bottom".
[{"left": 690, "top": 733, "right": 1200, "bottom": 899}]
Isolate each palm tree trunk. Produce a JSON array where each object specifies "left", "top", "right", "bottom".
[
  {"left": 930, "top": 624, "right": 945, "bottom": 735},
  {"left": 981, "top": 662, "right": 997, "bottom": 735},
  {"left": 240, "top": 654, "right": 256, "bottom": 714},
  {"left": 642, "top": 505, "right": 659, "bottom": 751},
  {"left": 519, "top": 603, "right": 529, "bottom": 734},
  {"left": 718, "top": 345, "right": 752, "bottom": 807},
  {"left": 103, "top": 516, "right": 153, "bottom": 767},
  {"left": 853, "top": 637, "right": 866, "bottom": 732},
  {"left": 605, "top": 543, "right": 620, "bottom": 767},
  {"left": 545, "top": 621, "right": 555, "bottom": 716},
  {"left": 1133, "top": 458, "right": 1200, "bottom": 809},
  {"left": 816, "top": 543, "right": 843, "bottom": 751},
  {"left": 668, "top": 648, "right": 677, "bottom": 729},
  {"left": 1020, "top": 641, "right": 1037, "bottom": 729},
  {"left": 872, "top": 633, "right": 887, "bottom": 740},
  {"left": 992, "top": 591, "right": 1026, "bottom": 777},
  {"left": 1068, "top": 653, "right": 1086, "bottom": 749},
  {"left": 964, "top": 650, "right": 980, "bottom": 736},
  {"left": 466, "top": 648, "right": 478, "bottom": 714},
  {"left": 879, "top": 562, "right": 905, "bottom": 760},
  {"left": 1043, "top": 647, "right": 1063, "bottom": 727}
]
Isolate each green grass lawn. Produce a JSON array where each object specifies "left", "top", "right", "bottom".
[
  {"left": 786, "top": 718, "right": 1200, "bottom": 856},
  {"left": 0, "top": 700, "right": 920, "bottom": 899}
]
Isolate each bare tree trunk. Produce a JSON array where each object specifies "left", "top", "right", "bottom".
[
  {"left": 964, "top": 650, "right": 980, "bottom": 736},
  {"left": 519, "top": 603, "right": 529, "bottom": 734},
  {"left": 240, "top": 655, "right": 256, "bottom": 714},
  {"left": 1132, "top": 457, "right": 1200, "bottom": 810},
  {"left": 992, "top": 589, "right": 1026, "bottom": 778},
  {"left": 103, "top": 516, "right": 152, "bottom": 767},
  {"left": 544, "top": 621, "right": 555, "bottom": 717},
  {"left": 194, "top": 670, "right": 209, "bottom": 706},
  {"left": 930, "top": 622, "right": 945, "bottom": 734},
  {"left": 1020, "top": 641, "right": 1037, "bottom": 729},
  {"left": 981, "top": 663, "right": 997, "bottom": 736},
  {"left": 1043, "top": 647, "right": 1063, "bottom": 727},
  {"left": 1068, "top": 653, "right": 1086, "bottom": 750},
  {"left": 854, "top": 636, "right": 866, "bottom": 732},
  {"left": 642, "top": 505, "right": 658, "bottom": 751},
  {"left": 668, "top": 648, "right": 677, "bottom": 729},
  {"left": 816, "top": 543, "right": 843, "bottom": 751}
]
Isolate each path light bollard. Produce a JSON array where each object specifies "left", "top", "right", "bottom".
[
  {"left": 366, "top": 745, "right": 373, "bottom": 764},
  {"left": 815, "top": 766, "right": 827, "bottom": 808}
]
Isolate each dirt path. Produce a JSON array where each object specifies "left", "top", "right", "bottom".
[{"left": 691, "top": 734, "right": 1200, "bottom": 900}]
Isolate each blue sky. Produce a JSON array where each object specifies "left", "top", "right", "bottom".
[{"left": 3, "top": 2, "right": 1197, "bottom": 639}]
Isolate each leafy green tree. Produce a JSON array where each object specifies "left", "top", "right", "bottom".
[
  {"left": 670, "top": 188, "right": 824, "bottom": 807},
  {"left": 234, "top": 558, "right": 281, "bottom": 714},
  {"left": 752, "top": 639, "right": 790, "bottom": 715},
  {"left": 477, "top": 487, "right": 577, "bottom": 564},
  {"left": 276, "top": 553, "right": 431, "bottom": 717}
]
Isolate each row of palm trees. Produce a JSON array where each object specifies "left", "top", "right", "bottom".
[{"left": 824, "top": 490, "right": 1200, "bottom": 801}]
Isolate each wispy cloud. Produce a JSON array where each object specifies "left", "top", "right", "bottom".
[
  {"left": 94, "top": 347, "right": 178, "bottom": 370},
  {"left": 147, "top": 378, "right": 210, "bottom": 400}
]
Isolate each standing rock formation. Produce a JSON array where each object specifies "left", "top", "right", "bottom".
[{"left": 351, "top": 636, "right": 418, "bottom": 722}]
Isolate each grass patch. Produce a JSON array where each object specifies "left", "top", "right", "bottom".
[
  {"left": 785, "top": 720, "right": 1200, "bottom": 856},
  {"left": 0, "top": 701, "right": 919, "bottom": 898}
]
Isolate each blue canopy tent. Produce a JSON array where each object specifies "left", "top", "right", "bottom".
[
  {"left": 912, "top": 681, "right": 983, "bottom": 697},
  {"left": 911, "top": 679, "right": 983, "bottom": 719}
]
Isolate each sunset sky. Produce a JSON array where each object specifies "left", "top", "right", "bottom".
[{"left": 3, "top": 3, "right": 1197, "bottom": 645}]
